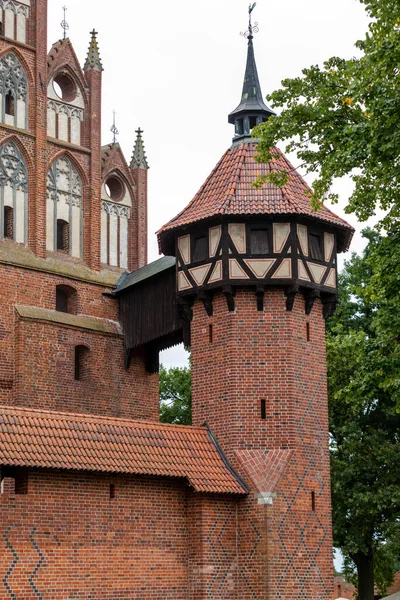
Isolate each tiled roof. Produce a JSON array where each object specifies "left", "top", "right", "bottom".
[
  {"left": 0, "top": 406, "right": 247, "bottom": 496},
  {"left": 114, "top": 256, "right": 176, "bottom": 294},
  {"left": 158, "top": 142, "right": 354, "bottom": 252}
]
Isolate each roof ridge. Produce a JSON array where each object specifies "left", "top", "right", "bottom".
[{"left": 0, "top": 404, "right": 206, "bottom": 434}]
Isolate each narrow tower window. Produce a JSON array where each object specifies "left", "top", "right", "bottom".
[
  {"left": 57, "top": 219, "right": 70, "bottom": 252},
  {"left": 311, "top": 491, "right": 316, "bottom": 512},
  {"left": 3, "top": 206, "right": 13, "bottom": 239},
  {"left": 261, "top": 399, "right": 267, "bottom": 420},
  {"left": 74, "top": 345, "right": 90, "bottom": 381},
  {"left": 250, "top": 229, "right": 269, "bottom": 254},
  {"left": 309, "top": 234, "right": 323, "bottom": 261},
  {"left": 5, "top": 91, "right": 15, "bottom": 117},
  {"left": 109, "top": 484, "right": 116, "bottom": 500},
  {"left": 306, "top": 322, "right": 311, "bottom": 342},
  {"left": 209, "top": 324, "right": 213, "bottom": 344}
]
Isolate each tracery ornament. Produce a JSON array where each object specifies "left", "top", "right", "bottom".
[
  {"left": 0, "top": 0, "right": 30, "bottom": 17},
  {"left": 47, "top": 156, "right": 82, "bottom": 208},
  {"left": 0, "top": 52, "right": 28, "bottom": 101},
  {"left": 0, "top": 141, "right": 28, "bottom": 191},
  {"left": 101, "top": 200, "right": 130, "bottom": 218},
  {"left": 47, "top": 100, "right": 84, "bottom": 121}
]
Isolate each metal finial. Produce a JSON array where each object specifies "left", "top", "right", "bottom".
[
  {"left": 240, "top": 2, "right": 259, "bottom": 40},
  {"left": 61, "top": 6, "right": 69, "bottom": 40},
  {"left": 111, "top": 110, "right": 119, "bottom": 144}
]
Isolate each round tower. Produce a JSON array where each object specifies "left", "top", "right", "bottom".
[{"left": 158, "top": 8, "right": 354, "bottom": 599}]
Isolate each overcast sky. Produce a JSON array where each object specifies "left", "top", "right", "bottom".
[{"left": 47, "top": 0, "right": 370, "bottom": 372}]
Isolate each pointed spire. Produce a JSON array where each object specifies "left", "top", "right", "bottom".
[
  {"left": 228, "top": 4, "right": 275, "bottom": 143},
  {"left": 84, "top": 29, "right": 104, "bottom": 72},
  {"left": 130, "top": 128, "right": 149, "bottom": 170}
]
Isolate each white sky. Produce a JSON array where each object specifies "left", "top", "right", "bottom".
[{"left": 47, "top": 0, "right": 371, "bottom": 374}]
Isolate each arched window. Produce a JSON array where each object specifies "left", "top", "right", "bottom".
[
  {"left": 74, "top": 345, "right": 90, "bottom": 381},
  {"left": 47, "top": 156, "right": 83, "bottom": 258},
  {"left": 56, "top": 284, "right": 77, "bottom": 314},
  {"left": 0, "top": 53, "right": 28, "bottom": 128},
  {"left": 0, "top": 141, "right": 28, "bottom": 243}
]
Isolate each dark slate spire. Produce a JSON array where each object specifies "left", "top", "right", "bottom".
[
  {"left": 228, "top": 4, "right": 275, "bottom": 143},
  {"left": 130, "top": 128, "right": 149, "bottom": 170},
  {"left": 84, "top": 29, "right": 104, "bottom": 72}
]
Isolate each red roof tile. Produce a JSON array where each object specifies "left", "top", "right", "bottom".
[
  {"left": 0, "top": 405, "right": 247, "bottom": 495},
  {"left": 158, "top": 142, "right": 354, "bottom": 252}
]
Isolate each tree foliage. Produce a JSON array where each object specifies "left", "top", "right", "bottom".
[
  {"left": 253, "top": 0, "right": 400, "bottom": 226},
  {"left": 328, "top": 230, "right": 400, "bottom": 598},
  {"left": 159, "top": 364, "right": 192, "bottom": 425}
]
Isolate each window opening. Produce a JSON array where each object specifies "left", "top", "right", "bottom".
[
  {"left": 74, "top": 345, "right": 89, "bottom": 381},
  {"left": 251, "top": 229, "right": 269, "bottom": 255},
  {"left": 249, "top": 116, "right": 258, "bottom": 130},
  {"left": 193, "top": 235, "right": 208, "bottom": 263},
  {"left": 57, "top": 219, "right": 70, "bottom": 252},
  {"left": 110, "top": 484, "right": 116, "bottom": 500},
  {"left": 306, "top": 322, "right": 310, "bottom": 342},
  {"left": 53, "top": 73, "right": 77, "bottom": 102},
  {"left": 309, "top": 234, "right": 323, "bottom": 261},
  {"left": 261, "top": 399, "right": 266, "bottom": 420},
  {"left": 209, "top": 324, "right": 213, "bottom": 344},
  {"left": 3, "top": 206, "right": 13, "bottom": 239},
  {"left": 105, "top": 176, "right": 124, "bottom": 201},
  {"left": 311, "top": 491, "right": 316, "bottom": 512},
  {"left": 56, "top": 285, "right": 77, "bottom": 314},
  {"left": 5, "top": 91, "right": 15, "bottom": 116}
]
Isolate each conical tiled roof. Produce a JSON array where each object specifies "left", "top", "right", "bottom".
[{"left": 158, "top": 142, "right": 354, "bottom": 253}]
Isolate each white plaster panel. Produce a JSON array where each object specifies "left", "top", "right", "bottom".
[
  {"left": 71, "top": 205, "right": 80, "bottom": 258},
  {"left": 297, "top": 224, "right": 308, "bottom": 256},
  {"left": 16, "top": 98, "right": 26, "bottom": 129},
  {"left": 71, "top": 115, "right": 81, "bottom": 145},
  {"left": 229, "top": 223, "right": 246, "bottom": 253},
  {"left": 0, "top": 93, "right": 2, "bottom": 123},
  {"left": 209, "top": 225, "right": 221, "bottom": 257},
  {"left": 120, "top": 215, "right": 128, "bottom": 269},
  {"left": 189, "top": 264, "right": 211, "bottom": 286},
  {"left": 57, "top": 197, "right": 69, "bottom": 221},
  {"left": 46, "top": 197, "right": 54, "bottom": 251},
  {"left": 307, "top": 262, "right": 327, "bottom": 284},
  {"left": 5, "top": 9, "right": 14, "bottom": 38},
  {"left": 15, "top": 189, "right": 24, "bottom": 243},
  {"left": 5, "top": 113, "right": 14, "bottom": 126},
  {"left": 273, "top": 223, "right": 290, "bottom": 253},
  {"left": 178, "top": 271, "right": 192, "bottom": 291},
  {"left": 324, "top": 233, "right": 335, "bottom": 262},
  {"left": 101, "top": 209, "right": 108, "bottom": 264},
  {"left": 47, "top": 82, "right": 58, "bottom": 102},
  {"left": 325, "top": 268, "right": 337, "bottom": 288},
  {"left": 16, "top": 13, "right": 26, "bottom": 43},
  {"left": 178, "top": 235, "right": 190, "bottom": 264},
  {"left": 244, "top": 259, "right": 276, "bottom": 279},
  {"left": 298, "top": 260, "right": 311, "bottom": 281},
  {"left": 47, "top": 107, "right": 56, "bottom": 138},
  {"left": 16, "top": 0, "right": 30, "bottom": 5},
  {"left": 271, "top": 258, "right": 292, "bottom": 279},
  {"left": 72, "top": 89, "right": 85, "bottom": 109},
  {"left": 229, "top": 259, "right": 248, "bottom": 279},
  {"left": 4, "top": 182, "right": 13, "bottom": 207},
  {"left": 209, "top": 261, "right": 222, "bottom": 283},
  {"left": 109, "top": 211, "right": 118, "bottom": 266},
  {"left": 58, "top": 112, "right": 68, "bottom": 142}
]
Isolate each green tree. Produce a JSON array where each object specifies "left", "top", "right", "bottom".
[
  {"left": 328, "top": 231, "right": 400, "bottom": 600},
  {"left": 159, "top": 364, "right": 191, "bottom": 425},
  {"left": 253, "top": 0, "right": 400, "bottom": 226}
]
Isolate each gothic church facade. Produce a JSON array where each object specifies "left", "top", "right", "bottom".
[{"left": 0, "top": 1, "right": 353, "bottom": 599}]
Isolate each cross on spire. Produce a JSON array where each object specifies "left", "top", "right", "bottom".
[
  {"left": 241, "top": 2, "right": 259, "bottom": 40},
  {"left": 61, "top": 5, "right": 69, "bottom": 40},
  {"left": 111, "top": 110, "right": 119, "bottom": 144}
]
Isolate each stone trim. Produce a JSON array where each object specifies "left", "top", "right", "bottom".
[{"left": 15, "top": 305, "right": 122, "bottom": 336}]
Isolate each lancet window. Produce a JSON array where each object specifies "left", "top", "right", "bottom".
[
  {"left": 0, "top": 0, "right": 30, "bottom": 44},
  {"left": 0, "top": 52, "right": 28, "bottom": 129},
  {"left": 0, "top": 140, "right": 28, "bottom": 243},
  {"left": 46, "top": 156, "right": 83, "bottom": 258}
]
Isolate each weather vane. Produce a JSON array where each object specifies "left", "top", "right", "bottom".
[
  {"left": 240, "top": 2, "right": 259, "bottom": 39},
  {"left": 111, "top": 110, "right": 119, "bottom": 144},
  {"left": 61, "top": 6, "right": 69, "bottom": 40}
]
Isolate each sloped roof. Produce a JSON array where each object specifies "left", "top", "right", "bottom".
[
  {"left": 114, "top": 256, "right": 176, "bottom": 294},
  {"left": 158, "top": 142, "right": 354, "bottom": 253},
  {"left": 0, "top": 406, "right": 247, "bottom": 495}
]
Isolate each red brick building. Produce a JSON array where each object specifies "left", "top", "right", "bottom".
[{"left": 0, "top": 2, "right": 354, "bottom": 598}]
